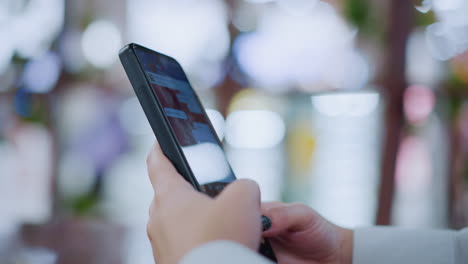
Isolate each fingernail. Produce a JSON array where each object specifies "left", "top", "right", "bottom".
[{"left": 261, "top": 215, "right": 272, "bottom": 231}]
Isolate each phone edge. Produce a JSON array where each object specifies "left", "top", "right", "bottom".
[{"left": 119, "top": 43, "right": 201, "bottom": 191}]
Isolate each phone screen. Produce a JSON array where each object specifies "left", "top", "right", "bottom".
[{"left": 135, "top": 47, "right": 236, "bottom": 196}]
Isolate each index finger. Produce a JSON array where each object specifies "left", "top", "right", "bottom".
[
  {"left": 262, "top": 203, "right": 316, "bottom": 237},
  {"left": 261, "top": 202, "right": 285, "bottom": 213},
  {"left": 146, "top": 142, "right": 192, "bottom": 194}
]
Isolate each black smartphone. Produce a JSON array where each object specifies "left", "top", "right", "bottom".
[{"left": 119, "top": 43, "right": 277, "bottom": 262}]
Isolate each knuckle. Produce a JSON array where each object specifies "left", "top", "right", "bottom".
[
  {"left": 243, "top": 178, "right": 258, "bottom": 187},
  {"left": 146, "top": 158, "right": 157, "bottom": 175},
  {"left": 146, "top": 149, "right": 155, "bottom": 166},
  {"left": 158, "top": 181, "right": 176, "bottom": 194},
  {"left": 146, "top": 223, "right": 154, "bottom": 242},
  {"left": 268, "top": 205, "right": 287, "bottom": 223},
  {"left": 146, "top": 149, "right": 163, "bottom": 171},
  {"left": 149, "top": 199, "right": 162, "bottom": 216},
  {"left": 153, "top": 178, "right": 191, "bottom": 202},
  {"left": 291, "top": 202, "right": 309, "bottom": 211},
  {"left": 148, "top": 201, "right": 154, "bottom": 216},
  {"left": 146, "top": 153, "right": 151, "bottom": 166},
  {"left": 237, "top": 179, "right": 261, "bottom": 202},
  {"left": 241, "top": 179, "right": 260, "bottom": 193},
  {"left": 252, "top": 184, "right": 261, "bottom": 201},
  {"left": 153, "top": 190, "right": 166, "bottom": 204}
]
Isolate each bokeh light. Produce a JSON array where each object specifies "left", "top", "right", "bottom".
[
  {"left": 277, "top": 0, "right": 319, "bottom": 16},
  {"left": 244, "top": 0, "right": 275, "bottom": 3},
  {"left": 407, "top": 31, "right": 444, "bottom": 85},
  {"left": 393, "top": 136, "right": 437, "bottom": 227},
  {"left": 0, "top": 141, "right": 21, "bottom": 233},
  {"left": 426, "top": 22, "right": 458, "bottom": 61},
  {"left": 308, "top": 92, "right": 381, "bottom": 227},
  {"left": 10, "top": 124, "right": 53, "bottom": 224},
  {"left": 8, "top": 0, "right": 64, "bottom": 58},
  {"left": 232, "top": 2, "right": 261, "bottom": 32},
  {"left": 414, "top": 0, "right": 433, "bottom": 13},
  {"left": 57, "top": 152, "right": 96, "bottom": 199},
  {"left": 433, "top": 0, "right": 463, "bottom": 11},
  {"left": 22, "top": 52, "right": 61, "bottom": 93},
  {"left": 127, "top": 0, "right": 230, "bottom": 89},
  {"left": 311, "top": 92, "right": 380, "bottom": 117},
  {"left": 234, "top": 1, "right": 367, "bottom": 91},
  {"left": 0, "top": 36, "right": 14, "bottom": 74},
  {"left": 404, "top": 85, "right": 436, "bottom": 125},
  {"left": 226, "top": 110, "right": 285, "bottom": 149},
  {"left": 0, "top": 0, "right": 64, "bottom": 73},
  {"left": 59, "top": 30, "right": 86, "bottom": 73},
  {"left": 424, "top": 0, "right": 468, "bottom": 60},
  {"left": 395, "top": 136, "right": 432, "bottom": 196},
  {"left": 119, "top": 97, "right": 152, "bottom": 136},
  {"left": 206, "top": 109, "right": 225, "bottom": 141},
  {"left": 81, "top": 20, "right": 122, "bottom": 69},
  {"left": 452, "top": 52, "right": 468, "bottom": 83},
  {"left": 182, "top": 143, "right": 231, "bottom": 185}
]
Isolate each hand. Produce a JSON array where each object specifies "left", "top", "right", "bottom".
[
  {"left": 146, "top": 143, "right": 262, "bottom": 264},
  {"left": 262, "top": 202, "right": 353, "bottom": 264}
]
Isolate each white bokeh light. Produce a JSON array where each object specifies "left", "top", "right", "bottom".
[
  {"left": 423, "top": 0, "right": 468, "bottom": 60},
  {"left": 11, "top": 0, "right": 64, "bottom": 58},
  {"left": 206, "top": 108, "right": 225, "bottom": 141},
  {"left": 407, "top": 31, "right": 444, "bottom": 85},
  {"left": 58, "top": 152, "right": 96, "bottom": 199},
  {"left": 12, "top": 124, "right": 53, "bottom": 224},
  {"left": 128, "top": 0, "right": 230, "bottom": 89},
  {"left": 119, "top": 97, "right": 152, "bottom": 136},
  {"left": 277, "top": 0, "right": 319, "bottom": 16},
  {"left": 0, "top": 28, "right": 14, "bottom": 74},
  {"left": 415, "top": 0, "right": 433, "bottom": 13},
  {"left": 60, "top": 30, "right": 87, "bottom": 73},
  {"left": 226, "top": 110, "right": 286, "bottom": 149},
  {"left": 426, "top": 22, "right": 458, "bottom": 61},
  {"left": 244, "top": 0, "right": 275, "bottom": 4},
  {"left": 0, "top": 0, "right": 64, "bottom": 72},
  {"left": 182, "top": 143, "right": 231, "bottom": 185},
  {"left": 433, "top": 0, "right": 463, "bottom": 11},
  {"left": 235, "top": 2, "right": 366, "bottom": 91},
  {"left": 81, "top": 20, "right": 122, "bottom": 69},
  {"left": 23, "top": 52, "right": 61, "bottom": 93},
  {"left": 312, "top": 92, "right": 380, "bottom": 117},
  {"left": 232, "top": 2, "right": 261, "bottom": 32},
  {"left": 309, "top": 93, "right": 381, "bottom": 227}
]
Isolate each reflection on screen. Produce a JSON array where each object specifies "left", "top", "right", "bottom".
[{"left": 136, "top": 48, "right": 236, "bottom": 196}]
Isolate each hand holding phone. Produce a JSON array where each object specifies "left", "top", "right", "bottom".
[
  {"left": 146, "top": 143, "right": 263, "bottom": 264},
  {"left": 119, "top": 43, "right": 277, "bottom": 261}
]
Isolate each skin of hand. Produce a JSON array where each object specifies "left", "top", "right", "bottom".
[
  {"left": 262, "top": 202, "right": 353, "bottom": 264},
  {"left": 146, "top": 143, "right": 263, "bottom": 264}
]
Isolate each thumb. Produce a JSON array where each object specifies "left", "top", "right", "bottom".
[
  {"left": 216, "top": 179, "right": 262, "bottom": 218},
  {"left": 218, "top": 179, "right": 261, "bottom": 205},
  {"left": 147, "top": 142, "right": 192, "bottom": 194},
  {"left": 262, "top": 203, "right": 318, "bottom": 237},
  {"left": 215, "top": 179, "right": 263, "bottom": 250}
]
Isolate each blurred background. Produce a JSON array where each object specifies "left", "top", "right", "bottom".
[{"left": 1, "top": 0, "right": 468, "bottom": 263}]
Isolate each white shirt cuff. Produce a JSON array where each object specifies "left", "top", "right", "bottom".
[
  {"left": 353, "top": 227, "right": 457, "bottom": 264},
  {"left": 180, "top": 240, "right": 274, "bottom": 264}
]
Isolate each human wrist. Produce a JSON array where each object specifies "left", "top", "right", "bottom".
[{"left": 338, "top": 228, "right": 354, "bottom": 264}]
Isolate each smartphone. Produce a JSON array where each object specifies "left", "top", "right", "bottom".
[{"left": 119, "top": 43, "right": 277, "bottom": 262}]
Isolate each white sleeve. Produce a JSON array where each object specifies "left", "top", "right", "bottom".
[
  {"left": 354, "top": 227, "right": 468, "bottom": 264},
  {"left": 179, "top": 241, "right": 274, "bottom": 264},
  {"left": 456, "top": 228, "right": 468, "bottom": 264}
]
